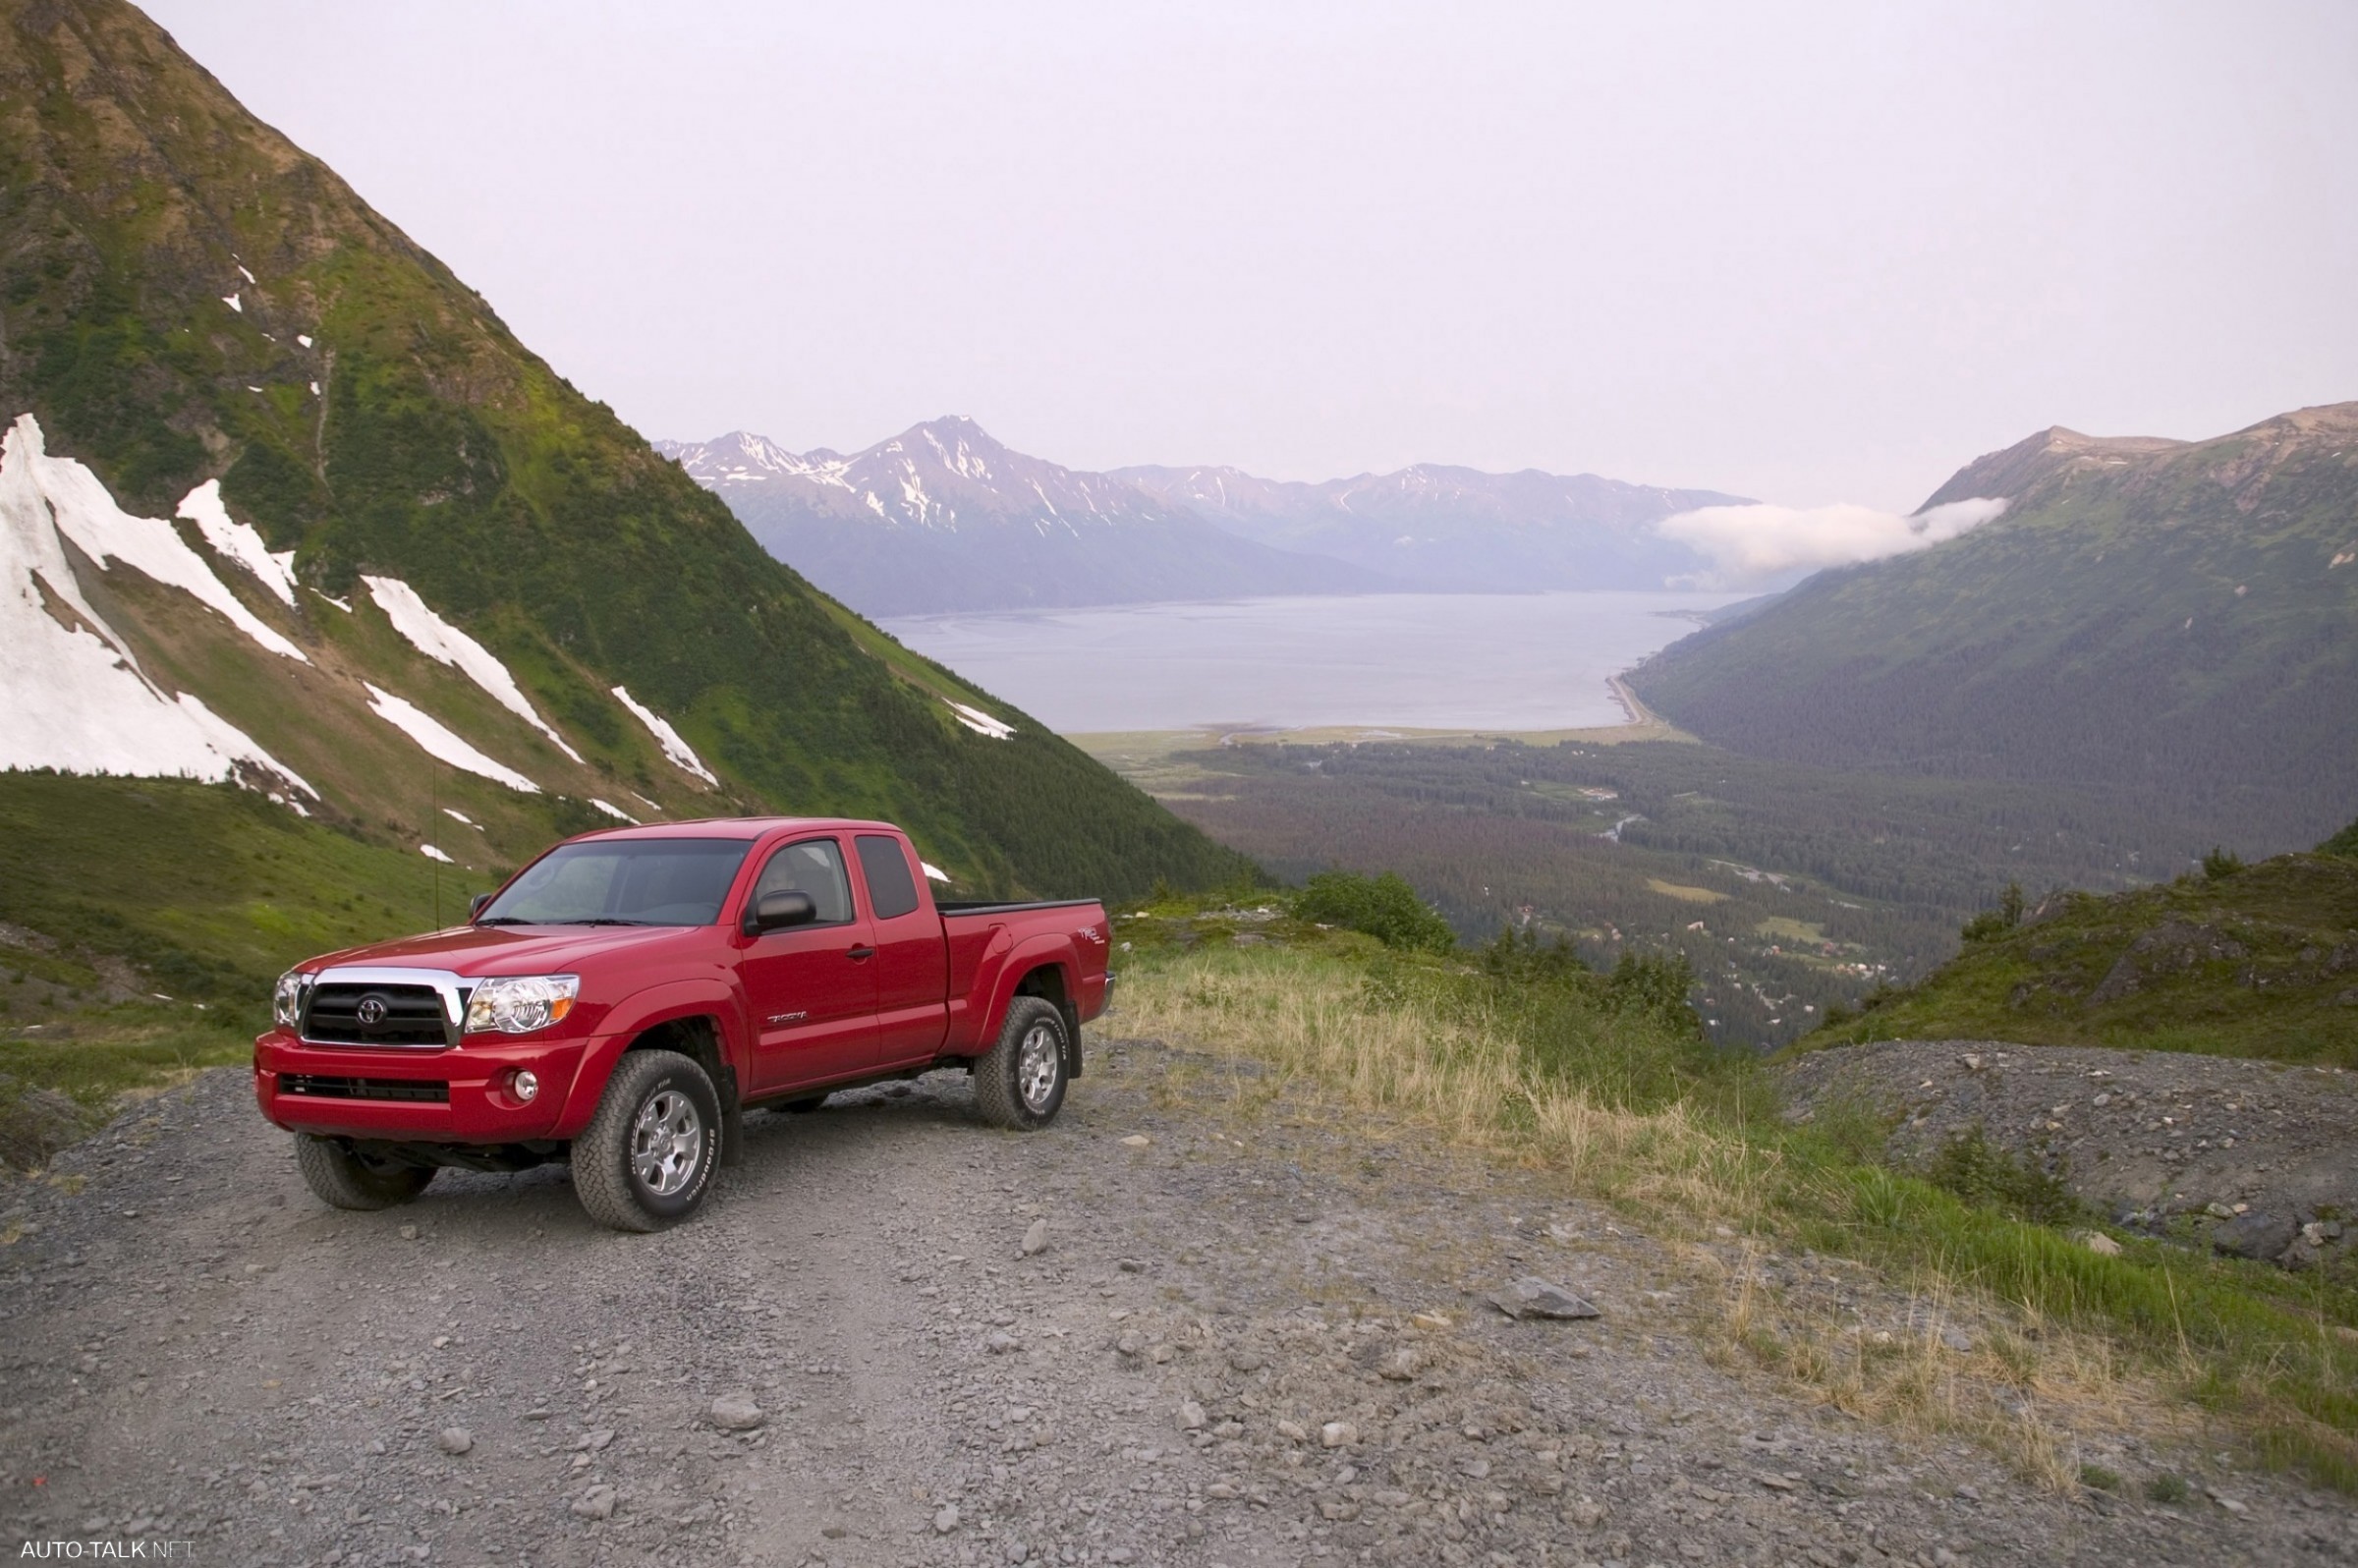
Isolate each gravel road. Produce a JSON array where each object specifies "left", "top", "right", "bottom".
[{"left": 2, "top": 1035, "right": 2351, "bottom": 1567}]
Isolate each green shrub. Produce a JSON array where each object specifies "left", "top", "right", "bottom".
[
  {"left": 1478, "top": 925, "right": 1589, "bottom": 984},
  {"left": 1922, "top": 1124, "right": 2082, "bottom": 1226},
  {"left": 2203, "top": 846, "right": 2246, "bottom": 880},
  {"left": 1959, "top": 881, "right": 2025, "bottom": 942},
  {"left": 1294, "top": 870, "right": 1455, "bottom": 953},
  {"left": 1601, "top": 948, "right": 1700, "bottom": 1031}
]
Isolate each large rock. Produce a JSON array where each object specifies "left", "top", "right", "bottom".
[
  {"left": 2212, "top": 1211, "right": 2298, "bottom": 1261},
  {"left": 1489, "top": 1276, "right": 1601, "bottom": 1320},
  {"left": 708, "top": 1395, "right": 765, "bottom": 1431}
]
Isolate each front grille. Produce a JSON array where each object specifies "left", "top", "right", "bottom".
[
  {"left": 280, "top": 1074, "right": 450, "bottom": 1103},
  {"left": 302, "top": 982, "right": 453, "bottom": 1046}
]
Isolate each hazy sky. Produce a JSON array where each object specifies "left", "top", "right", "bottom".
[{"left": 147, "top": 1, "right": 2357, "bottom": 510}]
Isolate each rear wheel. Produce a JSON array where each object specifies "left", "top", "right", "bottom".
[
  {"left": 973, "top": 996, "right": 1069, "bottom": 1130},
  {"left": 573, "top": 1049, "right": 722, "bottom": 1233},
  {"left": 293, "top": 1134, "right": 435, "bottom": 1210}
]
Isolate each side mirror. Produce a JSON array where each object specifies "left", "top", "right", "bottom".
[
  {"left": 469, "top": 892, "right": 493, "bottom": 919},
  {"left": 742, "top": 889, "right": 817, "bottom": 937}
]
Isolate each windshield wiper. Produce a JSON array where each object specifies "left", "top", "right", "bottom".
[
  {"left": 473, "top": 916, "right": 535, "bottom": 925},
  {"left": 551, "top": 918, "right": 659, "bottom": 926}
]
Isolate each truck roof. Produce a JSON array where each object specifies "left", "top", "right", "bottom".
[{"left": 568, "top": 816, "right": 903, "bottom": 842}]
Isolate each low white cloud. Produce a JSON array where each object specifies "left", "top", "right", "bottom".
[{"left": 1656, "top": 496, "right": 2007, "bottom": 588}]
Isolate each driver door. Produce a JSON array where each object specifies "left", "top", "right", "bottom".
[{"left": 738, "top": 836, "right": 879, "bottom": 1093}]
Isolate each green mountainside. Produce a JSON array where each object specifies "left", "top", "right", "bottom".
[
  {"left": 0, "top": 0, "right": 1248, "bottom": 953},
  {"left": 1802, "top": 821, "right": 2358, "bottom": 1066},
  {"left": 1628, "top": 407, "right": 2358, "bottom": 853}
]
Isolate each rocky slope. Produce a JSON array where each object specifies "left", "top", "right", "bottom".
[
  {"left": 1781, "top": 1038, "right": 2357, "bottom": 1274},
  {"left": 659, "top": 421, "right": 1395, "bottom": 616},
  {"left": 1628, "top": 404, "right": 2358, "bottom": 852}
]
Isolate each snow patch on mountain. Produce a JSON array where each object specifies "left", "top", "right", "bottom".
[
  {"left": 947, "top": 700, "right": 1015, "bottom": 740},
  {"left": 611, "top": 686, "right": 718, "bottom": 785},
  {"left": 0, "top": 414, "right": 314, "bottom": 796},
  {"left": 363, "top": 683, "right": 541, "bottom": 793},
  {"left": 363, "top": 576, "right": 584, "bottom": 761},
  {"left": 657, "top": 430, "right": 854, "bottom": 490},
  {"left": 10, "top": 416, "right": 309, "bottom": 662},
  {"left": 178, "top": 480, "right": 299, "bottom": 606}
]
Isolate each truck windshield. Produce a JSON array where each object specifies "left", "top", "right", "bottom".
[{"left": 477, "top": 838, "right": 755, "bottom": 927}]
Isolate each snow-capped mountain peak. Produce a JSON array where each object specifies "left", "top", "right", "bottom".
[
  {"left": 660, "top": 418, "right": 1185, "bottom": 537},
  {"left": 655, "top": 420, "right": 1394, "bottom": 615}
]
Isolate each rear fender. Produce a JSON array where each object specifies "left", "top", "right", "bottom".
[
  {"left": 983, "top": 935, "right": 1084, "bottom": 1074},
  {"left": 551, "top": 979, "right": 746, "bottom": 1138}
]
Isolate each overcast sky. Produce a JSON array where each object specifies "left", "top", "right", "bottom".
[{"left": 147, "top": 0, "right": 2357, "bottom": 510}]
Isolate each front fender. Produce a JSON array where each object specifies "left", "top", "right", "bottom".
[{"left": 550, "top": 977, "right": 746, "bottom": 1138}]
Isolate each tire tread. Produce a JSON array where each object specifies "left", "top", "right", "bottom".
[
  {"left": 573, "top": 1049, "right": 718, "bottom": 1233},
  {"left": 973, "top": 996, "right": 1067, "bottom": 1130},
  {"left": 293, "top": 1134, "right": 433, "bottom": 1210}
]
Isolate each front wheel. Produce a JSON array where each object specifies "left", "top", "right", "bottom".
[
  {"left": 573, "top": 1049, "right": 722, "bottom": 1233},
  {"left": 294, "top": 1134, "right": 436, "bottom": 1210},
  {"left": 973, "top": 997, "right": 1069, "bottom": 1130}
]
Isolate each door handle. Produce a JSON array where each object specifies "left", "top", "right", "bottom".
[{"left": 846, "top": 945, "right": 877, "bottom": 962}]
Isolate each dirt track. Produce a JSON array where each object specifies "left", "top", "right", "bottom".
[{"left": 1, "top": 1035, "right": 2351, "bottom": 1567}]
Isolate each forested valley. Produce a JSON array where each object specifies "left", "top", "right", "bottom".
[{"left": 1112, "top": 734, "right": 2274, "bottom": 1049}]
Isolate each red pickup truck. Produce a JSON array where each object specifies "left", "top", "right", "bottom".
[{"left": 253, "top": 818, "right": 1113, "bottom": 1231}]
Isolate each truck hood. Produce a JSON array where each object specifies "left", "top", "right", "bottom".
[{"left": 309, "top": 923, "right": 714, "bottom": 977}]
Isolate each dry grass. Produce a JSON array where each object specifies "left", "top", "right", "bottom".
[
  {"left": 1117, "top": 945, "right": 1723, "bottom": 1183},
  {"left": 1109, "top": 944, "right": 2340, "bottom": 1494}
]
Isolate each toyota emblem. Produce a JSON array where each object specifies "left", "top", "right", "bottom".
[{"left": 356, "top": 995, "right": 388, "bottom": 1027}]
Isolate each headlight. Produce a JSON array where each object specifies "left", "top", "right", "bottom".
[
  {"left": 272, "top": 970, "right": 312, "bottom": 1029},
  {"left": 464, "top": 975, "right": 581, "bottom": 1036}
]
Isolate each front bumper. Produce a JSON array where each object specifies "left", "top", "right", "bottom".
[{"left": 253, "top": 1027, "right": 592, "bottom": 1144}]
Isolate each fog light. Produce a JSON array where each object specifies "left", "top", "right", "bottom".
[{"left": 512, "top": 1069, "right": 539, "bottom": 1103}]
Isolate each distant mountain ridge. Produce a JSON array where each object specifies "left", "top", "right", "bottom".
[
  {"left": 1629, "top": 402, "right": 2358, "bottom": 851},
  {"left": 1113, "top": 462, "right": 1754, "bottom": 592},
  {"left": 665, "top": 421, "right": 1756, "bottom": 613},
  {"left": 656, "top": 420, "right": 1396, "bottom": 617}
]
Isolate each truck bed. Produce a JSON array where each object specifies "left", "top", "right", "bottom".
[{"left": 935, "top": 898, "right": 1104, "bottom": 918}]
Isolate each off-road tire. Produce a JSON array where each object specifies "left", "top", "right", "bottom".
[
  {"left": 779, "top": 1094, "right": 829, "bottom": 1115},
  {"left": 293, "top": 1134, "right": 435, "bottom": 1210},
  {"left": 573, "top": 1049, "right": 722, "bottom": 1233},
  {"left": 973, "top": 996, "right": 1069, "bottom": 1130}
]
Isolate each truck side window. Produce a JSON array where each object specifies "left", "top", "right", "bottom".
[
  {"left": 752, "top": 838, "right": 854, "bottom": 926},
  {"left": 855, "top": 834, "right": 922, "bottom": 921}
]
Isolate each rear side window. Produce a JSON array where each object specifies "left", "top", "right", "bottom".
[
  {"left": 856, "top": 834, "right": 922, "bottom": 921},
  {"left": 753, "top": 838, "right": 855, "bottom": 925}
]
